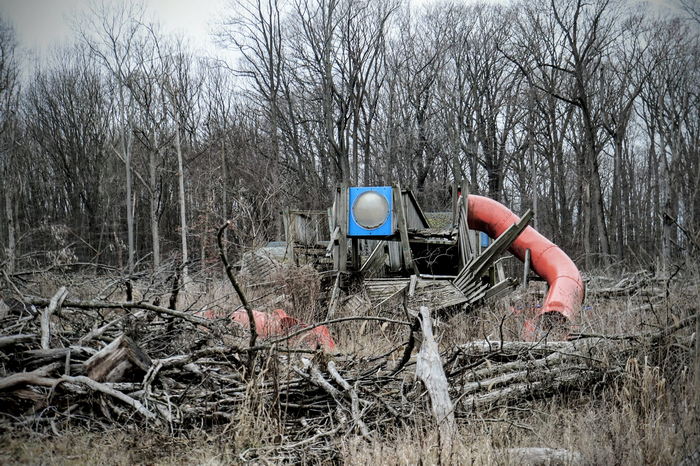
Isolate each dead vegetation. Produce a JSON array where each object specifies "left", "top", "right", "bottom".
[{"left": 1, "top": 264, "right": 698, "bottom": 464}]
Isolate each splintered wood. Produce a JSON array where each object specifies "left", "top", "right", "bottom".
[
  {"left": 453, "top": 210, "right": 533, "bottom": 298},
  {"left": 85, "top": 335, "right": 152, "bottom": 382},
  {"left": 415, "top": 306, "right": 456, "bottom": 463}
]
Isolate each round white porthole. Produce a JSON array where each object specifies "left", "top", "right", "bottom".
[{"left": 352, "top": 191, "right": 390, "bottom": 230}]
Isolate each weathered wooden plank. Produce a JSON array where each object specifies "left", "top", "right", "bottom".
[
  {"left": 408, "top": 274, "right": 418, "bottom": 297},
  {"left": 394, "top": 185, "right": 418, "bottom": 275},
  {"left": 360, "top": 240, "right": 387, "bottom": 277},
  {"left": 325, "top": 272, "right": 342, "bottom": 320},
  {"left": 351, "top": 238, "right": 360, "bottom": 270},
  {"left": 408, "top": 227, "right": 456, "bottom": 239},
  {"left": 364, "top": 278, "right": 468, "bottom": 311},
  {"left": 387, "top": 241, "right": 402, "bottom": 272},
  {"left": 482, "top": 278, "right": 518, "bottom": 301},
  {"left": 340, "top": 293, "right": 370, "bottom": 316},
  {"left": 402, "top": 190, "right": 430, "bottom": 229},
  {"left": 408, "top": 227, "right": 457, "bottom": 246},
  {"left": 495, "top": 257, "right": 507, "bottom": 283},
  {"left": 458, "top": 182, "right": 473, "bottom": 270},
  {"left": 325, "top": 226, "right": 339, "bottom": 258}
]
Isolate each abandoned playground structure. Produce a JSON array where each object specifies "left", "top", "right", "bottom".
[
  {"left": 1, "top": 183, "right": 697, "bottom": 463},
  {"left": 278, "top": 183, "right": 584, "bottom": 342}
]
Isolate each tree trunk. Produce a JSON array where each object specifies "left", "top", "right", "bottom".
[
  {"left": 591, "top": 160, "right": 611, "bottom": 267},
  {"left": 610, "top": 137, "right": 624, "bottom": 258},
  {"left": 175, "top": 126, "right": 190, "bottom": 293},
  {"left": 579, "top": 138, "right": 592, "bottom": 270},
  {"left": 352, "top": 105, "right": 359, "bottom": 186},
  {"left": 149, "top": 137, "right": 160, "bottom": 272},
  {"left": 526, "top": 99, "right": 538, "bottom": 231},
  {"left": 582, "top": 109, "right": 611, "bottom": 267},
  {"left": 120, "top": 89, "right": 135, "bottom": 290},
  {"left": 658, "top": 115, "right": 671, "bottom": 275},
  {"left": 4, "top": 185, "right": 15, "bottom": 274}
]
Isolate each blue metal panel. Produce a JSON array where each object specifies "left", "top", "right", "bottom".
[
  {"left": 480, "top": 231, "right": 490, "bottom": 248},
  {"left": 348, "top": 186, "right": 394, "bottom": 237}
]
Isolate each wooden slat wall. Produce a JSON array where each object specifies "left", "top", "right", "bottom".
[{"left": 402, "top": 191, "right": 429, "bottom": 229}]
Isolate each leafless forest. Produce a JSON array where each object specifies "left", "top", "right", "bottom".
[{"left": 1, "top": 0, "right": 699, "bottom": 464}]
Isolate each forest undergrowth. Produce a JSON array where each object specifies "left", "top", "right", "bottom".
[{"left": 1, "top": 263, "right": 698, "bottom": 465}]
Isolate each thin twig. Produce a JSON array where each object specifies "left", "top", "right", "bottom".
[{"left": 217, "top": 221, "right": 257, "bottom": 375}]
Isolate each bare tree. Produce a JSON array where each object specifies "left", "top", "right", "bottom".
[
  {"left": 24, "top": 48, "right": 111, "bottom": 262},
  {"left": 599, "top": 14, "right": 656, "bottom": 258},
  {"left": 79, "top": 1, "right": 147, "bottom": 295},
  {"left": 164, "top": 40, "right": 204, "bottom": 293},
  {"left": 469, "top": 5, "right": 524, "bottom": 201},
  {"left": 512, "top": 0, "right": 618, "bottom": 267},
  {"left": 126, "top": 23, "right": 173, "bottom": 272},
  {"left": 0, "top": 20, "right": 19, "bottom": 273},
  {"left": 217, "top": 0, "right": 284, "bottom": 162},
  {"left": 385, "top": 4, "right": 449, "bottom": 192},
  {"left": 680, "top": 0, "right": 700, "bottom": 25},
  {"left": 640, "top": 18, "right": 700, "bottom": 272}
]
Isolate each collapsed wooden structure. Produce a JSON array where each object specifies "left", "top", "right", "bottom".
[{"left": 283, "top": 182, "right": 535, "bottom": 321}]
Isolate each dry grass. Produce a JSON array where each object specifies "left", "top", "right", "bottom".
[
  {"left": 2, "top": 267, "right": 698, "bottom": 465},
  {"left": 4, "top": 376, "right": 694, "bottom": 465}
]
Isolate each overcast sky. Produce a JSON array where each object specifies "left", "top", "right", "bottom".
[
  {"left": 0, "top": 0, "right": 686, "bottom": 67},
  {"left": 0, "top": 0, "right": 227, "bottom": 62}
]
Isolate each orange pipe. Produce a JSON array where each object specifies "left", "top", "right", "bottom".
[
  {"left": 196, "top": 308, "right": 335, "bottom": 351},
  {"left": 466, "top": 195, "right": 584, "bottom": 325}
]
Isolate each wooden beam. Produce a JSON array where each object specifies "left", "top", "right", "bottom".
[
  {"left": 523, "top": 248, "right": 531, "bottom": 288},
  {"left": 458, "top": 181, "right": 474, "bottom": 269},
  {"left": 338, "top": 184, "right": 349, "bottom": 272},
  {"left": 351, "top": 238, "right": 360, "bottom": 270},
  {"left": 326, "top": 272, "right": 342, "bottom": 320},
  {"left": 403, "top": 189, "right": 430, "bottom": 228},
  {"left": 416, "top": 306, "right": 456, "bottom": 463},
  {"left": 394, "top": 184, "right": 418, "bottom": 275}
]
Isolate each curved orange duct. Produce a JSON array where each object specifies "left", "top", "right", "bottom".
[
  {"left": 466, "top": 195, "right": 584, "bottom": 328},
  {"left": 196, "top": 308, "right": 335, "bottom": 351}
]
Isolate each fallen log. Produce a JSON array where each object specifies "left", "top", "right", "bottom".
[
  {"left": 416, "top": 306, "right": 456, "bottom": 463},
  {"left": 56, "top": 375, "right": 157, "bottom": 420},
  {"left": 0, "top": 363, "right": 61, "bottom": 391}
]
